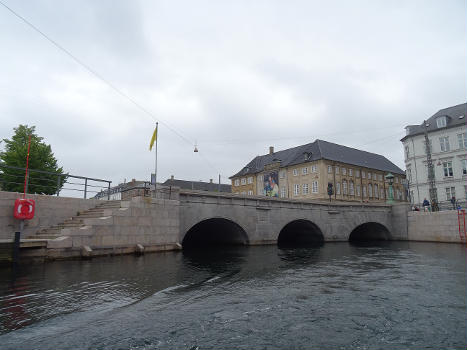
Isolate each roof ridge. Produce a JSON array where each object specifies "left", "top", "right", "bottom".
[{"left": 318, "top": 139, "right": 388, "bottom": 159}]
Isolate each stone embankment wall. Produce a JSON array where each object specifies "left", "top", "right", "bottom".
[
  {"left": 0, "top": 191, "right": 99, "bottom": 240},
  {"left": 407, "top": 210, "right": 465, "bottom": 243}
]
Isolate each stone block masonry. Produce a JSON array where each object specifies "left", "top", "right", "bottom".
[
  {"left": 0, "top": 191, "right": 99, "bottom": 240},
  {"left": 407, "top": 210, "right": 465, "bottom": 243}
]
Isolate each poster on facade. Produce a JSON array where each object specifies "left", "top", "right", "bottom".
[{"left": 264, "top": 171, "right": 279, "bottom": 197}]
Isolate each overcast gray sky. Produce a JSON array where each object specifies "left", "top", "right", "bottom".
[{"left": 1, "top": 0, "right": 465, "bottom": 190}]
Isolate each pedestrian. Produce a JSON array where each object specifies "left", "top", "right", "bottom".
[
  {"left": 450, "top": 196, "right": 456, "bottom": 210},
  {"left": 422, "top": 198, "right": 430, "bottom": 212}
]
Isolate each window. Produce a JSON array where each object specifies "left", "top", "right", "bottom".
[
  {"left": 311, "top": 165, "right": 317, "bottom": 173},
  {"left": 436, "top": 116, "right": 447, "bottom": 128},
  {"left": 343, "top": 180, "right": 347, "bottom": 195},
  {"left": 374, "top": 184, "right": 379, "bottom": 198},
  {"left": 381, "top": 188, "right": 384, "bottom": 199},
  {"left": 342, "top": 168, "right": 347, "bottom": 175},
  {"left": 247, "top": 177, "right": 253, "bottom": 184},
  {"left": 356, "top": 184, "right": 361, "bottom": 196},
  {"left": 439, "top": 137, "right": 450, "bottom": 152},
  {"left": 362, "top": 171, "right": 365, "bottom": 178},
  {"left": 458, "top": 133, "right": 467, "bottom": 149},
  {"left": 241, "top": 191, "right": 246, "bottom": 195},
  {"left": 279, "top": 170, "right": 286, "bottom": 179},
  {"left": 462, "top": 159, "right": 467, "bottom": 175},
  {"left": 349, "top": 169, "right": 353, "bottom": 177},
  {"left": 280, "top": 187, "right": 286, "bottom": 198},
  {"left": 294, "top": 184, "right": 300, "bottom": 196},
  {"left": 302, "top": 167, "right": 309, "bottom": 175},
  {"left": 293, "top": 169, "right": 299, "bottom": 176},
  {"left": 234, "top": 179, "right": 240, "bottom": 186},
  {"left": 328, "top": 165, "right": 332, "bottom": 173},
  {"left": 356, "top": 170, "right": 360, "bottom": 178},
  {"left": 367, "top": 172, "right": 371, "bottom": 180},
  {"left": 312, "top": 181, "right": 318, "bottom": 193},
  {"left": 405, "top": 145, "right": 410, "bottom": 159},
  {"left": 258, "top": 175, "right": 263, "bottom": 182},
  {"left": 302, "top": 183, "right": 309, "bottom": 195},
  {"left": 335, "top": 166, "right": 339, "bottom": 174},
  {"left": 336, "top": 182, "right": 341, "bottom": 195},
  {"left": 248, "top": 190, "right": 253, "bottom": 195},
  {"left": 363, "top": 186, "right": 367, "bottom": 197},
  {"left": 349, "top": 181, "right": 354, "bottom": 195},
  {"left": 395, "top": 177, "right": 399, "bottom": 184},
  {"left": 378, "top": 174, "right": 383, "bottom": 181},
  {"left": 445, "top": 187, "right": 456, "bottom": 201},
  {"left": 241, "top": 178, "right": 246, "bottom": 185},
  {"left": 368, "top": 184, "right": 373, "bottom": 197},
  {"left": 443, "top": 161, "right": 453, "bottom": 177},
  {"left": 373, "top": 173, "right": 377, "bottom": 181}
]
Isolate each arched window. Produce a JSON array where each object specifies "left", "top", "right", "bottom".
[
  {"left": 349, "top": 180, "right": 354, "bottom": 195},
  {"left": 368, "top": 184, "right": 373, "bottom": 198},
  {"left": 342, "top": 180, "right": 347, "bottom": 195}
]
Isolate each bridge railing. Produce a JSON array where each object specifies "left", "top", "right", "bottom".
[{"left": 0, "top": 162, "right": 112, "bottom": 199}]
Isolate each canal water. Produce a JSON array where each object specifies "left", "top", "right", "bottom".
[{"left": 0, "top": 242, "right": 465, "bottom": 349}]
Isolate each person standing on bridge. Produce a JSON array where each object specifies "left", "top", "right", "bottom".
[{"left": 422, "top": 198, "right": 430, "bottom": 212}]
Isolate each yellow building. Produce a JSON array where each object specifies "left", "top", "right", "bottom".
[{"left": 230, "top": 140, "right": 407, "bottom": 202}]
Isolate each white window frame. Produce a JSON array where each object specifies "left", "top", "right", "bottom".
[
  {"left": 368, "top": 183, "right": 373, "bottom": 197},
  {"left": 378, "top": 174, "right": 383, "bottom": 181},
  {"left": 373, "top": 173, "right": 377, "bottom": 181},
  {"left": 349, "top": 181, "right": 354, "bottom": 195},
  {"left": 293, "top": 184, "right": 300, "bottom": 196},
  {"left": 328, "top": 165, "right": 332, "bottom": 173},
  {"left": 458, "top": 133, "right": 467, "bottom": 149},
  {"left": 445, "top": 186, "right": 456, "bottom": 201},
  {"left": 374, "top": 184, "right": 379, "bottom": 198},
  {"left": 439, "top": 136, "right": 450, "bottom": 152},
  {"left": 335, "top": 166, "right": 339, "bottom": 174},
  {"left": 280, "top": 187, "right": 286, "bottom": 198},
  {"left": 342, "top": 168, "right": 347, "bottom": 175},
  {"left": 311, "top": 165, "right": 317, "bottom": 173},
  {"left": 234, "top": 179, "right": 240, "bottom": 186},
  {"left": 462, "top": 159, "right": 467, "bottom": 175},
  {"left": 247, "top": 190, "right": 253, "bottom": 195},
  {"left": 367, "top": 172, "right": 371, "bottom": 180},
  {"left": 356, "top": 170, "right": 360, "bottom": 178},
  {"left": 247, "top": 177, "right": 253, "bottom": 184},
  {"left": 436, "top": 116, "right": 447, "bottom": 128},
  {"left": 395, "top": 177, "right": 399, "bottom": 184},
  {"left": 362, "top": 171, "right": 366, "bottom": 178},
  {"left": 363, "top": 186, "right": 367, "bottom": 197},
  {"left": 241, "top": 178, "right": 246, "bottom": 185},
  {"left": 293, "top": 169, "right": 299, "bottom": 176},
  {"left": 356, "top": 185, "right": 361, "bottom": 196},
  {"left": 342, "top": 180, "right": 347, "bottom": 195},
  {"left": 302, "top": 167, "right": 309, "bottom": 175},
  {"left": 443, "top": 161, "right": 453, "bottom": 177},
  {"left": 279, "top": 170, "right": 286, "bottom": 179},
  {"left": 349, "top": 169, "right": 353, "bottom": 177},
  {"left": 312, "top": 181, "right": 318, "bottom": 193},
  {"left": 336, "top": 182, "right": 341, "bottom": 195},
  {"left": 302, "top": 183, "right": 309, "bottom": 195}
]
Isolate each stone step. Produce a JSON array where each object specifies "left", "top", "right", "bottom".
[{"left": 36, "top": 234, "right": 62, "bottom": 239}]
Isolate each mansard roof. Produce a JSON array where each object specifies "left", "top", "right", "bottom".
[
  {"left": 230, "top": 139, "right": 404, "bottom": 178},
  {"left": 401, "top": 102, "right": 467, "bottom": 142}
]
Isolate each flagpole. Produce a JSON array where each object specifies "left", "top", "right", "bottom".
[{"left": 154, "top": 122, "right": 158, "bottom": 196}]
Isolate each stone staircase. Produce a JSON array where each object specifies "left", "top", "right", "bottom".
[{"left": 34, "top": 200, "right": 124, "bottom": 240}]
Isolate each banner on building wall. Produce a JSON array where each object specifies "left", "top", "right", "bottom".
[{"left": 264, "top": 171, "right": 279, "bottom": 197}]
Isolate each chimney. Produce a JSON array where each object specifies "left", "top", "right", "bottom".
[
  {"left": 209, "top": 179, "right": 213, "bottom": 183},
  {"left": 269, "top": 146, "right": 274, "bottom": 154},
  {"left": 171, "top": 175, "right": 174, "bottom": 180}
]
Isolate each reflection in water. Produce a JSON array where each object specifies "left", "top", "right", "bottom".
[{"left": 0, "top": 242, "right": 465, "bottom": 349}]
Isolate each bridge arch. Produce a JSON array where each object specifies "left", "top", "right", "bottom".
[
  {"left": 277, "top": 219, "right": 324, "bottom": 247},
  {"left": 348, "top": 222, "right": 391, "bottom": 241},
  {"left": 182, "top": 217, "right": 249, "bottom": 248}
]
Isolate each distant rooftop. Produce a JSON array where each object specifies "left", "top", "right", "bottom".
[
  {"left": 231, "top": 139, "right": 405, "bottom": 178},
  {"left": 162, "top": 177, "right": 231, "bottom": 193},
  {"left": 401, "top": 102, "right": 467, "bottom": 141}
]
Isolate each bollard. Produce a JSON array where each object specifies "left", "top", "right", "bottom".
[{"left": 12, "top": 231, "right": 20, "bottom": 264}]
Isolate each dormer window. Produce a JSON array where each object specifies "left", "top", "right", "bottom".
[{"left": 436, "top": 116, "right": 447, "bottom": 128}]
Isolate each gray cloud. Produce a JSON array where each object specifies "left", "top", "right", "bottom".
[{"left": 0, "top": 0, "right": 465, "bottom": 191}]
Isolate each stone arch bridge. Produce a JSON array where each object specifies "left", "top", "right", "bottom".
[{"left": 178, "top": 190, "right": 408, "bottom": 247}]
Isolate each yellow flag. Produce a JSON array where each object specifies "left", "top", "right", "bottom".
[{"left": 149, "top": 125, "right": 158, "bottom": 151}]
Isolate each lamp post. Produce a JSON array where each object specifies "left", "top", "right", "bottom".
[{"left": 385, "top": 173, "right": 394, "bottom": 204}]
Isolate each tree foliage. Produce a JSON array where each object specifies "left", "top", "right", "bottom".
[{"left": 0, "top": 125, "right": 66, "bottom": 194}]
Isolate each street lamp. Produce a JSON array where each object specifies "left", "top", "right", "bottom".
[{"left": 385, "top": 173, "right": 394, "bottom": 204}]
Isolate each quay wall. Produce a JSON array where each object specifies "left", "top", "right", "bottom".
[
  {"left": 407, "top": 210, "right": 465, "bottom": 243},
  {"left": 0, "top": 191, "right": 99, "bottom": 240}
]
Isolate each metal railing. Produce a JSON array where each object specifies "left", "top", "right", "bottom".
[{"left": 0, "top": 162, "right": 112, "bottom": 199}]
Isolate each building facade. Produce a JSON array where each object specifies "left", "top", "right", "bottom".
[
  {"left": 230, "top": 140, "right": 406, "bottom": 202},
  {"left": 401, "top": 103, "right": 467, "bottom": 208}
]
